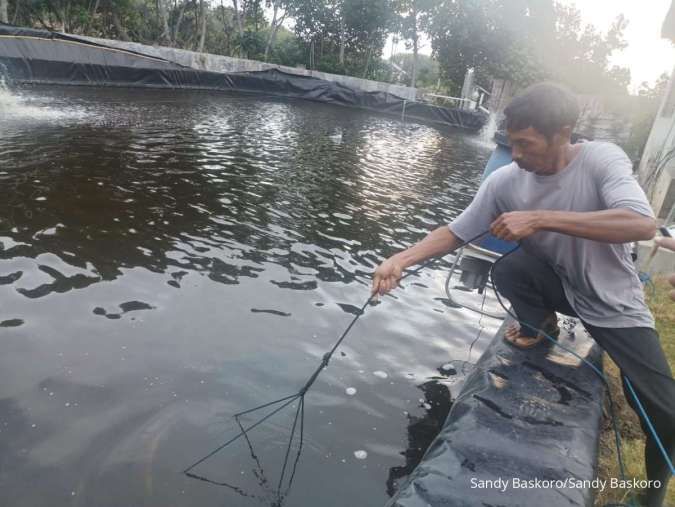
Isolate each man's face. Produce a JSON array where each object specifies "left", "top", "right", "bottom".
[{"left": 506, "top": 126, "right": 566, "bottom": 175}]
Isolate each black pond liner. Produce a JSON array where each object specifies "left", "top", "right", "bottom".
[
  {"left": 386, "top": 317, "right": 605, "bottom": 507},
  {"left": 0, "top": 22, "right": 487, "bottom": 132}
]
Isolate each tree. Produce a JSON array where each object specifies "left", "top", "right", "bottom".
[
  {"left": 264, "top": 0, "right": 294, "bottom": 61},
  {"left": 232, "top": 0, "right": 246, "bottom": 54},
  {"left": 389, "top": 52, "right": 439, "bottom": 88},
  {"left": 290, "top": 0, "right": 392, "bottom": 76},
  {"left": 1, "top": 0, "right": 8, "bottom": 23},
  {"left": 623, "top": 72, "right": 671, "bottom": 160},
  {"left": 198, "top": 0, "right": 207, "bottom": 51},
  {"left": 7, "top": 0, "right": 636, "bottom": 98},
  {"left": 392, "top": 0, "right": 418, "bottom": 88},
  {"left": 422, "top": 0, "right": 630, "bottom": 96}
]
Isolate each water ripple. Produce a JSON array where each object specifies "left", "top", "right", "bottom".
[{"left": 0, "top": 85, "right": 496, "bottom": 507}]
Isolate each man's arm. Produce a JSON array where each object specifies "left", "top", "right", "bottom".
[
  {"left": 392, "top": 225, "right": 462, "bottom": 269},
  {"left": 372, "top": 170, "right": 501, "bottom": 297},
  {"left": 654, "top": 237, "right": 675, "bottom": 302},
  {"left": 491, "top": 209, "right": 656, "bottom": 243},
  {"left": 371, "top": 226, "right": 462, "bottom": 296}
]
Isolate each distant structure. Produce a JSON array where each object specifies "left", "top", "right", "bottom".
[{"left": 637, "top": 0, "right": 675, "bottom": 221}]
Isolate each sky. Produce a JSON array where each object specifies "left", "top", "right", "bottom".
[
  {"left": 386, "top": 0, "right": 674, "bottom": 93},
  {"left": 565, "top": 0, "right": 674, "bottom": 92}
]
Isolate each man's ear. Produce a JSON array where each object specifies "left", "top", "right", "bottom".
[
  {"left": 552, "top": 126, "right": 572, "bottom": 147},
  {"left": 559, "top": 125, "right": 573, "bottom": 141}
]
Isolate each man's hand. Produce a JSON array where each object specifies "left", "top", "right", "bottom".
[
  {"left": 490, "top": 211, "right": 541, "bottom": 242},
  {"left": 371, "top": 256, "right": 404, "bottom": 297},
  {"left": 655, "top": 237, "right": 675, "bottom": 251},
  {"left": 654, "top": 237, "right": 675, "bottom": 302}
]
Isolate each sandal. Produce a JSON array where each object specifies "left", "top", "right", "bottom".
[{"left": 503, "top": 314, "right": 560, "bottom": 350}]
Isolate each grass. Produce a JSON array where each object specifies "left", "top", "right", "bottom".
[{"left": 594, "top": 276, "right": 675, "bottom": 507}]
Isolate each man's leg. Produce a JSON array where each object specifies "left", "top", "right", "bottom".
[
  {"left": 584, "top": 324, "right": 675, "bottom": 507},
  {"left": 491, "top": 248, "right": 577, "bottom": 344}
]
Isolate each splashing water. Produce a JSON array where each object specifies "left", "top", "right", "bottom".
[
  {"left": 0, "top": 69, "right": 19, "bottom": 109},
  {"left": 479, "top": 110, "right": 500, "bottom": 144},
  {"left": 0, "top": 68, "right": 85, "bottom": 122}
]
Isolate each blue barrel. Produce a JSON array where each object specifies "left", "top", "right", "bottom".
[{"left": 474, "top": 132, "right": 517, "bottom": 253}]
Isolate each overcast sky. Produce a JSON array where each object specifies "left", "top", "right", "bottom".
[
  {"left": 567, "top": 0, "right": 673, "bottom": 92},
  {"left": 385, "top": 0, "right": 674, "bottom": 93}
]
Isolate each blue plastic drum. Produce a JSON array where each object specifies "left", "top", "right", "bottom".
[{"left": 474, "top": 132, "right": 517, "bottom": 254}]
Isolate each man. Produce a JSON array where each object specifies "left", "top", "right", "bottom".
[{"left": 371, "top": 83, "right": 675, "bottom": 506}]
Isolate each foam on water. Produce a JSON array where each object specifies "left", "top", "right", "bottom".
[{"left": 0, "top": 78, "right": 85, "bottom": 122}]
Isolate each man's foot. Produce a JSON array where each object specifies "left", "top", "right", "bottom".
[{"left": 503, "top": 315, "right": 560, "bottom": 349}]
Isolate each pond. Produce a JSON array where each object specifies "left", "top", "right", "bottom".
[{"left": 0, "top": 86, "right": 498, "bottom": 507}]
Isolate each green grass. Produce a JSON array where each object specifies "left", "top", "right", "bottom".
[{"left": 594, "top": 277, "right": 675, "bottom": 506}]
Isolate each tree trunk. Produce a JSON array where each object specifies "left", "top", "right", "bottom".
[
  {"left": 264, "top": 2, "right": 278, "bottom": 62},
  {"left": 411, "top": 36, "right": 418, "bottom": 90},
  {"left": 219, "top": 0, "right": 232, "bottom": 54},
  {"left": 112, "top": 11, "right": 131, "bottom": 40},
  {"left": 232, "top": 0, "right": 245, "bottom": 56},
  {"left": 156, "top": 0, "right": 172, "bottom": 44},
  {"left": 172, "top": 0, "right": 189, "bottom": 45},
  {"left": 198, "top": 0, "right": 206, "bottom": 52},
  {"left": 62, "top": 4, "right": 69, "bottom": 32},
  {"left": 410, "top": 3, "right": 419, "bottom": 90},
  {"left": 362, "top": 44, "right": 372, "bottom": 79},
  {"left": 0, "top": 0, "right": 8, "bottom": 23},
  {"left": 338, "top": 11, "right": 346, "bottom": 65},
  {"left": 309, "top": 39, "right": 315, "bottom": 69},
  {"left": 12, "top": 0, "right": 19, "bottom": 24},
  {"left": 85, "top": 0, "right": 101, "bottom": 33}
]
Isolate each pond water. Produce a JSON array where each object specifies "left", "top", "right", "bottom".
[{"left": 0, "top": 86, "right": 499, "bottom": 507}]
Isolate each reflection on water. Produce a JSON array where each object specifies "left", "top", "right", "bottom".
[{"left": 0, "top": 86, "right": 498, "bottom": 507}]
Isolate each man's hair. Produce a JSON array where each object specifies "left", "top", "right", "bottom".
[{"left": 503, "top": 82, "right": 580, "bottom": 139}]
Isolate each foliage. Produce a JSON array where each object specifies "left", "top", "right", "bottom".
[
  {"left": 422, "top": 0, "right": 632, "bottom": 96},
  {"left": 389, "top": 52, "right": 438, "bottom": 88},
  {"left": 622, "top": 72, "right": 671, "bottom": 160},
  {"left": 4, "top": 0, "right": 660, "bottom": 99}
]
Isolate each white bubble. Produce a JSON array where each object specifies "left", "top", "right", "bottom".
[
  {"left": 353, "top": 450, "right": 368, "bottom": 460},
  {"left": 373, "top": 371, "right": 388, "bottom": 379},
  {"left": 345, "top": 387, "right": 357, "bottom": 396},
  {"left": 441, "top": 363, "right": 454, "bottom": 372},
  {"left": 423, "top": 403, "right": 432, "bottom": 410}
]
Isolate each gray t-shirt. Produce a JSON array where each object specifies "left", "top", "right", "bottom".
[{"left": 449, "top": 141, "right": 655, "bottom": 329}]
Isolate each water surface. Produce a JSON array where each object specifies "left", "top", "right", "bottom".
[{"left": 0, "top": 86, "right": 498, "bottom": 507}]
